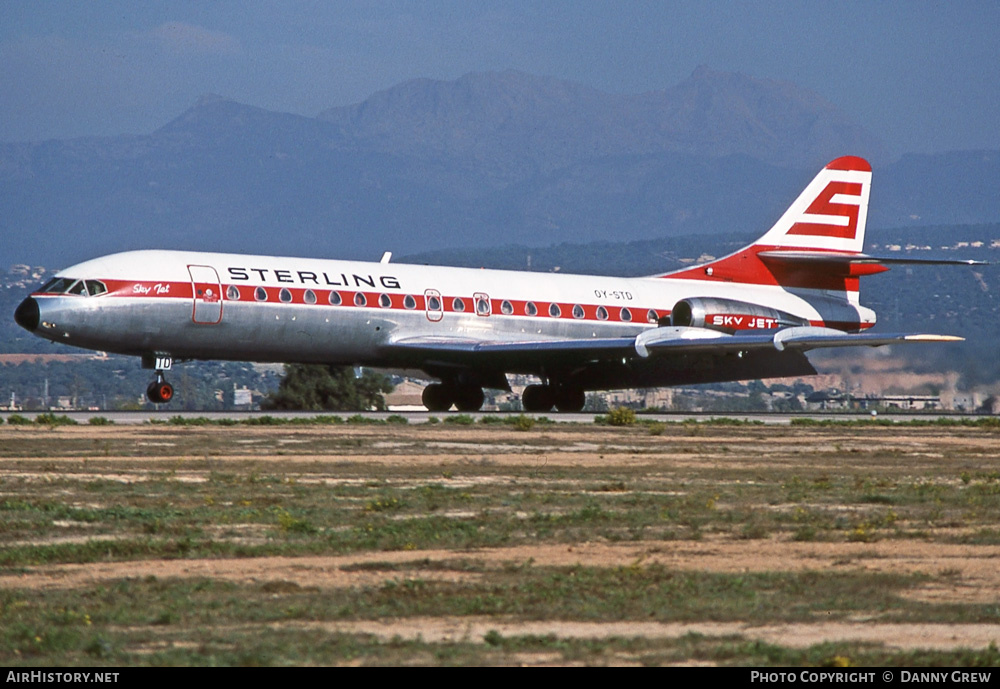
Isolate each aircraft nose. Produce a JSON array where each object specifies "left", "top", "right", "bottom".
[{"left": 14, "top": 297, "right": 40, "bottom": 332}]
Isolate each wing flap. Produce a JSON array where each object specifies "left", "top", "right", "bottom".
[{"left": 386, "top": 334, "right": 637, "bottom": 357}]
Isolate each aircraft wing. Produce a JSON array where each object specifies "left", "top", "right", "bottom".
[
  {"left": 385, "top": 334, "right": 638, "bottom": 360},
  {"left": 386, "top": 326, "right": 963, "bottom": 362},
  {"left": 632, "top": 326, "right": 963, "bottom": 356}
]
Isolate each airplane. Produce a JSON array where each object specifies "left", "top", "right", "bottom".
[{"left": 13, "top": 156, "right": 982, "bottom": 412}]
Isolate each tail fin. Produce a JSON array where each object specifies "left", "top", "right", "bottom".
[
  {"left": 660, "top": 156, "right": 874, "bottom": 291},
  {"left": 755, "top": 156, "right": 871, "bottom": 253}
]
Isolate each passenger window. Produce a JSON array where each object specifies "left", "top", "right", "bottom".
[
  {"left": 549, "top": 303, "right": 561, "bottom": 318},
  {"left": 304, "top": 289, "right": 317, "bottom": 304},
  {"left": 620, "top": 307, "right": 632, "bottom": 322},
  {"left": 572, "top": 304, "right": 585, "bottom": 319},
  {"left": 428, "top": 295, "right": 441, "bottom": 311},
  {"left": 452, "top": 297, "right": 465, "bottom": 312},
  {"left": 525, "top": 302, "right": 537, "bottom": 316},
  {"left": 227, "top": 285, "right": 240, "bottom": 300},
  {"left": 476, "top": 297, "right": 490, "bottom": 315},
  {"left": 279, "top": 288, "right": 293, "bottom": 303},
  {"left": 379, "top": 294, "right": 392, "bottom": 308},
  {"left": 255, "top": 287, "right": 268, "bottom": 301},
  {"left": 329, "top": 291, "right": 342, "bottom": 306},
  {"left": 647, "top": 309, "right": 658, "bottom": 323},
  {"left": 404, "top": 295, "right": 416, "bottom": 310},
  {"left": 354, "top": 293, "right": 367, "bottom": 307},
  {"left": 501, "top": 300, "right": 513, "bottom": 315},
  {"left": 596, "top": 306, "right": 609, "bottom": 321}
]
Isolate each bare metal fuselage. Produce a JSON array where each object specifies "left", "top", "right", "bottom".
[{"left": 19, "top": 249, "right": 869, "bottom": 390}]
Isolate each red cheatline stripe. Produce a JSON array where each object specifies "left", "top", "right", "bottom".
[{"left": 35, "top": 278, "right": 867, "bottom": 331}]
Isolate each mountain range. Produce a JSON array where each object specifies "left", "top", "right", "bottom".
[{"left": 2, "top": 68, "right": 998, "bottom": 269}]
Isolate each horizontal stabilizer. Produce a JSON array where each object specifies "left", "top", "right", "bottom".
[{"left": 758, "top": 250, "right": 989, "bottom": 267}]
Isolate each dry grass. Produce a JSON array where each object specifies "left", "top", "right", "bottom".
[{"left": 1, "top": 419, "right": 999, "bottom": 666}]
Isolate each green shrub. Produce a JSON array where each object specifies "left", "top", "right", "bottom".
[
  {"left": 505, "top": 414, "right": 535, "bottom": 431},
  {"left": 646, "top": 421, "right": 666, "bottom": 436},
  {"left": 242, "top": 415, "right": 286, "bottom": 425},
  {"left": 35, "top": 413, "right": 77, "bottom": 426},
  {"left": 606, "top": 407, "right": 636, "bottom": 426}
]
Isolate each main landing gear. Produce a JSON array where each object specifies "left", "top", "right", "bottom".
[
  {"left": 422, "top": 383, "right": 485, "bottom": 412},
  {"left": 521, "top": 384, "right": 585, "bottom": 413},
  {"left": 143, "top": 355, "right": 174, "bottom": 404}
]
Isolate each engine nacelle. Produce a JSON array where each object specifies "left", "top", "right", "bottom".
[{"left": 670, "top": 297, "right": 808, "bottom": 334}]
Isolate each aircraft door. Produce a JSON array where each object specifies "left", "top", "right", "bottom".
[
  {"left": 187, "top": 265, "right": 223, "bottom": 324},
  {"left": 474, "top": 292, "right": 491, "bottom": 317},
  {"left": 424, "top": 289, "right": 443, "bottom": 322}
]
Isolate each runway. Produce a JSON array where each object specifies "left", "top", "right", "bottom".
[{"left": 0, "top": 408, "right": 991, "bottom": 425}]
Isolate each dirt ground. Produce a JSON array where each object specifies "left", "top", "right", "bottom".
[
  {"left": 2, "top": 421, "right": 999, "bottom": 654},
  {"left": 3, "top": 540, "right": 999, "bottom": 650}
]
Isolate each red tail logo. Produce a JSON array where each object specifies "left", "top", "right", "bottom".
[{"left": 787, "top": 181, "right": 863, "bottom": 240}]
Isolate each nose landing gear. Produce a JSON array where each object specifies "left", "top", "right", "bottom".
[
  {"left": 142, "top": 354, "right": 174, "bottom": 404},
  {"left": 146, "top": 375, "right": 174, "bottom": 404}
]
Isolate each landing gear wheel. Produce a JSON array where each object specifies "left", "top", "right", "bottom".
[
  {"left": 554, "top": 387, "right": 586, "bottom": 413},
  {"left": 422, "top": 383, "right": 454, "bottom": 412},
  {"left": 522, "top": 384, "right": 555, "bottom": 412},
  {"left": 453, "top": 386, "right": 485, "bottom": 412},
  {"left": 146, "top": 380, "right": 174, "bottom": 404}
]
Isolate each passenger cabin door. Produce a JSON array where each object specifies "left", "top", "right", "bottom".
[
  {"left": 424, "top": 289, "right": 443, "bottom": 322},
  {"left": 187, "top": 265, "right": 223, "bottom": 324},
  {"left": 474, "top": 292, "right": 491, "bottom": 317}
]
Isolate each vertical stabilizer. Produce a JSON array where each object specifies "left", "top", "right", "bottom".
[
  {"left": 755, "top": 156, "right": 871, "bottom": 253},
  {"left": 659, "top": 156, "right": 874, "bottom": 291}
]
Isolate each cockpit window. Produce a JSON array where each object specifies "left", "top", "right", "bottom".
[
  {"left": 37, "top": 277, "right": 107, "bottom": 296},
  {"left": 39, "top": 277, "right": 78, "bottom": 294}
]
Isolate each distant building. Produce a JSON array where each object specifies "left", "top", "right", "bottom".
[
  {"left": 385, "top": 379, "right": 427, "bottom": 410},
  {"left": 806, "top": 390, "right": 943, "bottom": 411}
]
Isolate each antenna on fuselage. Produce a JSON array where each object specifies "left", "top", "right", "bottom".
[{"left": 380, "top": 252, "right": 392, "bottom": 264}]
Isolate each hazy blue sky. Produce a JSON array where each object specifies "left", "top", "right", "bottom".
[{"left": 2, "top": 1, "right": 997, "bottom": 155}]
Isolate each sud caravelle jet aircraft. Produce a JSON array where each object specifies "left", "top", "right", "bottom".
[{"left": 14, "top": 156, "right": 979, "bottom": 411}]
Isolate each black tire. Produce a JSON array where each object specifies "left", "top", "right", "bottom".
[
  {"left": 422, "top": 383, "right": 453, "bottom": 412},
  {"left": 554, "top": 387, "right": 586, "bottom": 413},
  {"left": 454, "top": 386, "right": 485, "bottom": 412},
  {"left": 522, "top": 384, "right": 554, "bottom": 412},
  {"left": 147, "top": 381, "right": 174, "bottom": 404}
]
